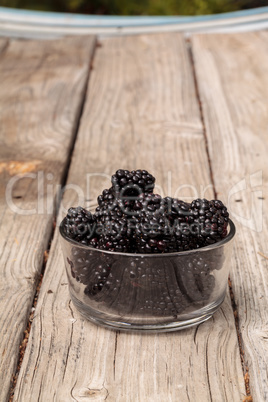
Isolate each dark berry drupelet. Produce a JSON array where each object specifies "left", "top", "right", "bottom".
[
  {"left": 96, "top": 187, "right": 150, "bottom": 218},
  {"left": 84, "top": 262, "right": 112, "bottom": 297},
  {"left": 102, "top": 258, "right": 191, "bottom": 317},
  {"left": 111, "top": 169, "right": 155, "bottom": 196},
  {"left": 130, "top": 195, "right": 199, "bottom": 253},
  {"left": 131, "top": 209, "right": 197, "bottom": 254},
  {"left": 162, "top": 197, "right": 200, "bottom": 251},
  {"left": 163, "top": 197, "right": 191, "bottom": 222},
  {"left": 64, "top": 206, "right": 96, "bottom": 246},
  {"left": 189, "top": 199, "right": 229, "bottom": 247},
  {"left": 173, "top": 255, "right": 215, "bottom": 303},
  {"left": 132, "top": 214, "right": 172, "bottom": 253},
  {"left": 97, "top": 187, "right": 115, "bottom": 209},
  {"left": 95, "top": 205, "right": 132, "bottom": 252},
  {"left": 67, "top": 248, "right": 112, "bottom": 296}
]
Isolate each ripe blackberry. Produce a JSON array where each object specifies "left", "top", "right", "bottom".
[
  {"left": 131, "top": 208, "right": 168, "bottom": 253},
  {"left": 97, "top": 187, "right": 115, "bottom": 209},
  {"left": 84, "top": 262, "right": 112, "bottom": 297},
  {"left": 64, "top": 206, "right": 96, "bottom": 245},
  {"left": 67, "top": 248, "right": 108, "bottom": 285},
  {"left": 111, "top": 169, "right": 155, "bottom": 196},
  {"left": 66, "top": 247, "right": 114, "bottom": 297},
  {"left": 95, "top": 206, "right": 132, "bottom": 252},
  {"left": 162, "top": 197, "right": 200, "bottom": 251},
  {"left": 115, "top": 259, "right": 190, "bottom": 317},
  {"left": 163, "top": 197, "right": 191, "bottom": 222},
  {"left": 131, "top": 196, "right": 198, "bottom": 253},
  {"left": 96, "top": 187, "right": 145, "bottom": 219},
  {"left": 132, "top": 259, "right": 190, "bottom": 317},
  {"left": 83, "top": 257, "right": 191, "bottom": 318},
  {"left": 173, "top": 255, "right": 215, "bottom": 303},
  {"left": 140, "top": 193, "right": 165, "bottom": 214},
  {"left": 132, "top": 211, "right": 196, "bottom": 253},
  {"left": 98, "top": 235, "right": 131, "bottom": 253},
  {"left": 189, "top": 199, "right": 229, "bottom": 247}
]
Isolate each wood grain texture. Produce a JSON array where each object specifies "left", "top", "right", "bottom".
[
  {"left": 0, "top": 38, "right": 8, "bottom": 55},
  {"left": 0, "top": 35, "right": 96, "bottom": 401},
  {"left": 192, "top": 31, "right": 268, "bottom": 401},
  {"left": 14, "top": 33, "right": 245, "bottom": 402}
]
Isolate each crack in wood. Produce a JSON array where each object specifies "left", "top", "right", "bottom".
[
  {"left": 32, "top": 311, "right": 43, "bottom": 386},
  {"left": 62, "top": 300, "right": 75, "bottom": 381},
  {"left": 186, "top": 39, "right": 217, "bottom": 200},
  {"left": 103, "top": 381, "right": 110, "bottom": 400},
  {"left": 56, "top": 37, "right": 97, "bottom": 206},
  {"left": 113, "top": 331, "right": 118, "bottom": 381},
  {"left": 205, "top": 337, "right": 213, "bottom": 402},
  {"left": 9, "top": 250, "right": 47, "bottom": 402},
  {"left": 70, "top": 380, "right": 78, "bottom": 402},
  {"left": 228, "top": 277, "right": 252, "bottom": 400},
  {"left": 193, "top": 323, "right": 200, "bottom": 346}
]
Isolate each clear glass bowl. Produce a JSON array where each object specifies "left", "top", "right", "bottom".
[{"left": 59, "top": 219, "right": 236, "bottom": 333}]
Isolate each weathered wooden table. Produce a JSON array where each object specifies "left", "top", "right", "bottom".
[{"left": 0, "top": 31, "right": 267, "bottom": 402}]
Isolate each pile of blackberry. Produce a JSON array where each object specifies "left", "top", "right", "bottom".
[
  {"left": 63, "top": 169, "right": 229, "bottom": 253},
  {"left": 63, "top": 169, "right": 229, "bottom": 317}
]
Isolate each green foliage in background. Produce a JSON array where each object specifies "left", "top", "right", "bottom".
[{"left": 0, "top": 0, "right": 267, "bottom": 15}]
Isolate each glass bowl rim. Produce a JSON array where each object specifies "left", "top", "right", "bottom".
[{"left": 59, "top": 217, "right": 236, "bottom": 258}]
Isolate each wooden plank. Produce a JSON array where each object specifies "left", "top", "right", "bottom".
[
  {"left": 14, "top": 33, "right": 245, "bottom": 401},
  {"left": 192, "top": 31, "right": 268, "bottom": 401},
  {"left": 0, "top": 35, "right": 96, "bottom": 401}
]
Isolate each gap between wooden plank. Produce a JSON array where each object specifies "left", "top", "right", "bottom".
[
  {"left": 186, "top": 39, "right": 217, "bottom": 199},
  {"left": 9, "top": 240, "right": 51, "bottom": 402},
  {"left": 8, "top": 37, "right": 98, "bottom": 402},
  {"left": 186, "top": 37, "right": 251, "bottom": 400}
]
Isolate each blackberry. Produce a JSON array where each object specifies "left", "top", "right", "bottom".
[
  {"left": 98, "top": 235, "right": 131, "bottom": 253},
  {"left": 133, "top": 259, "right": 190, "bottom": 317},
  {"left": 162, "top": 197, "right": 200, "bottom": 251},
  {"left": 97, "top": 187, "right": 115, "bottom": 209},
  {"left": 64, "top": 206, "right": 96, "bottom": 245},
  {"left": 189, "top": 199, "right": 229, "bottom": 247},
  {"left": 131, "top": 206, "right": 169, "bottom": 253},
  {"left": 84, "top": 263, "right": 112, "bottom": 297},
  {"left": 131, "top": 196, "right": 198, "bottom": 253},
  {"left": 164, "top": 197, "right": 191, "bottom": 222},
  {"left": 96, "top": 187, "right": 147, "bottom": 219},
  {"left": 111, "top": 169, "right": 155, "bottom": 196},
  {"left": 85, "top": 260, "right": 126, "bottom": 304},
  {"left": 95, "top": 206, "right": 132, "bottom": 252},
  {"left": 139, "top": 193, "right": 165, "bottom": 214},
  {"left": 66, "top": 247, "right": 114, "bottom": 296},
  {"left": 172, "top": 255, "right": 215, "bottom": 303},
  {"left": 83, "top": 257, "right": 192, "bottom": 318},
  {"left": 67, "top": 248, "right": 107, "bottom": 285},
  {"left": 132, "top": 211, "right": 194, "bottom": 253},
  {"left": 113, "top": 191, "right": 156, "bottom": 218}
]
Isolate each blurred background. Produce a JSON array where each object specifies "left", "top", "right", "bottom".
[{"left": 0, "top": 0, "right": 268, "bottom": 15}]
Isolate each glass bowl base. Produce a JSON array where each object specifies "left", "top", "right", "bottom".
[{"left": 70, "top": 291, "right": 226, "bottom": 333}]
